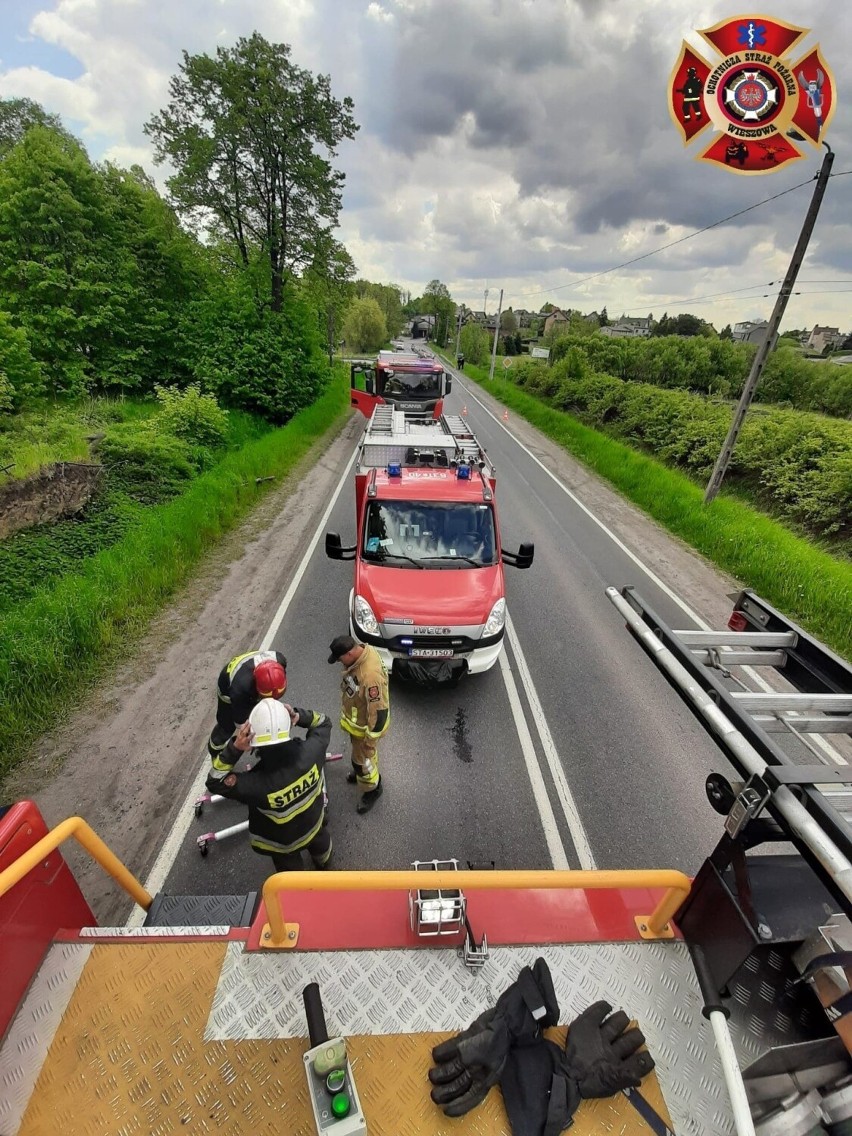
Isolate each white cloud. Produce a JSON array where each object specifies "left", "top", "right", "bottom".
[
  {"left": 0, "top": 0, "right": 849, "bottom": 330},
  {"left": 366, "top": 3, "right": 394, "bottom": 22}
]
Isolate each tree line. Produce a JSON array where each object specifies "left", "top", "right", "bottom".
[{"left": 0, "top": 33, "right": 360, "bottom": 424}]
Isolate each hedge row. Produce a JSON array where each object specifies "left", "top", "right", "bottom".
[
  {"left": 510, "top": 358, "right": 852, "bottom": 542},
  {"left": 0, "top": 371, "right": 350, "bottom": 781},
  {"left": 549, "top": 334, "right": 852, "bottom": 418}
]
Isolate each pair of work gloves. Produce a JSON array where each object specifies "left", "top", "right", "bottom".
[{"left": 428, "top": 957, "right": 655, "bottom": 1136}]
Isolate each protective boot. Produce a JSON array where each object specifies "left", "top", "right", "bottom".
[{"left": 356, "top": 776, "right": 383, "bottom": 814}]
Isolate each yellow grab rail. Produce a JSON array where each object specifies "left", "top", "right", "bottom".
[
  {"left": 0, "top": 816, "right": 153, "bottom": 913},
  {"left": 260, "top": 868, "right": 691, "bottom": 948}
]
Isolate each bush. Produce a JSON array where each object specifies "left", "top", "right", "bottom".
[
  {"left": 154, "top": 383, "right": 228, "bottom": 447},
  {"left": 514, "top": 364, "right": 852, "bottom": 543},
  {"left": 0, "top": 311, "right": 43, "bottom": 408},
  {"left": 548, "top": 334, "right": 852, "bottom": 418},
  {"left": 189, "top": 283, "right": 329, "bottom": 424},
  {"left": 98, "top": 423, "right": 197, "bottom": 503}
]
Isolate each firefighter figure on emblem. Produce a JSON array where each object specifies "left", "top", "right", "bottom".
[{"left": 328, "top": 635, "right": 390, "bottom": 814}]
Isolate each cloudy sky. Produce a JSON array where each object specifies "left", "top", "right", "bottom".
[{"left": 2, "top": 0, "right": 851, "bottom": 331}]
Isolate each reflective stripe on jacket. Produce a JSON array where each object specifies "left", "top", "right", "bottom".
[{"left": 339, "top": 645, "right": 390, "bottom": 738}]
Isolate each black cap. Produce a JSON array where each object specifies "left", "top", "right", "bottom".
[{"left": 328, "top": 634, "right": 357, "bottom": 664}]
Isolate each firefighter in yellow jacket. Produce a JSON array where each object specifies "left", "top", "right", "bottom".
[{"left": 328, "top": 635, "right": 389, "bottom": 814}]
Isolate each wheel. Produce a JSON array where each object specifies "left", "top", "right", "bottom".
[
  {"left": 199, "top": 841, "right": 209, "bottom": 857},
  {"left": 194, "top": 802, "right": 204, "bottom": 818}
]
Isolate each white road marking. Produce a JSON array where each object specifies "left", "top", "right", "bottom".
[
  {"left": 498, "top": 647, "right": 571, "bottom": 870},
  {"left": 505, "top": 615, "right": 596, "bottom": 869},
  {"left": 126, "top": 446, "right": 360, "bottom": 924},
  {"left": 453, "top": 371, "right": 847, "bottom": 766}
]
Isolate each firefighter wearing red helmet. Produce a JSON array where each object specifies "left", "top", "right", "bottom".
[{"left": 207, "top": 649, "right": 288, "bottom": 764}]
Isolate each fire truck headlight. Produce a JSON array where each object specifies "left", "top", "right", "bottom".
[
  {"left": 353, "top": 594, "right": 379, "bottom": 635},
  {"left": 483, "top": 599, "right": 506, "bottom": 637}
]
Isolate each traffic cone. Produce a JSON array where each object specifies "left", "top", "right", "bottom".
[
  {"left": 502, "top": 408, "right": 509, "bottom": 423},
  {"left": 461, "top": 405, "right": 468, "bottom": 416}
]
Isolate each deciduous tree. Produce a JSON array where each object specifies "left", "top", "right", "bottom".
[{"left": 145, "top": 33, "right": 358, "bottom": 313}]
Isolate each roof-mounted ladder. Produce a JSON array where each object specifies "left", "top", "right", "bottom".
[{"left": 607, "top": 585, "right": 852, "bottom": 916}]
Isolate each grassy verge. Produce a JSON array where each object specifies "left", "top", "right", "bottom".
[
  {"left": 441, "top": 352, "right": 852, "bottom": 660},
  {"left": 0, "top": 370, "right": 351, "bottom": 781}
]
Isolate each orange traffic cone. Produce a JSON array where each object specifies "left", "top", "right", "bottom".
[
  {"left": 502, "top": 409, "right": 509, "bottom": 423},
  {"left": 461, "top": 405, "right": 468, "bottom": 416}
]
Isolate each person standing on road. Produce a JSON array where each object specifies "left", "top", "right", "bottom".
[
  {"left": 328, "top": 635, "right": 389, "bottom": 815},
  {"left": 207, "top": 650, "right": 287, "bottom": 764},
  {"left": 206, "top": 699, "right": 334, "bottom": 871}
]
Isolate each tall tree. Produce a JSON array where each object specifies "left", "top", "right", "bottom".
[
  {"left": 423, "top": 279, "right": 455, "bottom": 346},
  {"left": 0, "top": 97, "right": 72, "bottom": 157},
  {"left": 0, "top": 127, "right": 133, "bottom": 395},
  {"left": 342, "top": 296, "right": 387, "bottom": 353},
  {"left": 304, "top": 233, "right": 355, "bottom": 362},
  {"left": 145, "top": 33, "right": 358, "bottom": 313}
]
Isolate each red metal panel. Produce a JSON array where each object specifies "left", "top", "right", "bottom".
[
  {"left": 0, "top": 801, "right": 95, "bottom": 1037},
  {"left": 247, "top": 885, "right": 681, "bottom": 951}
]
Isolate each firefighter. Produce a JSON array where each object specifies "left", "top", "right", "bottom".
[
  {"left": 207, "top": 650, "right": 287, "bottom": 763},
  {"left": 207, "top": 698, "right": 333, "bottom": 871},
  {"left": 677, "top": 66, "right": 703, "bottom": 121},
  {"left": 328, "top": 635, "right": 390, "bottom": 814}
]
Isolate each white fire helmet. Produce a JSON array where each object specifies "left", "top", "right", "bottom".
[{"left": 248, "top": 700, "right": 290, "bottom": 746}]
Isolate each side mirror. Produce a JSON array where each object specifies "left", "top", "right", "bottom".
[
  {"left": 325, "top": 532, "right": 356, "bottom": 561},
  {"left": 502, "top": 541, "right": 535, "bottom": 569},
  {"left": 445, "top": 374, "right": 452, "bottom": 394},
  {"left": 365, "top": 377, "right": 375, "bottom": 394}
]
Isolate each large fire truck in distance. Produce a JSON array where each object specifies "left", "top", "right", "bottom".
[
  {"left": 326, "top": 406, "right": 534, "bottom": 682},
  {"left": 349, "top": 350, "right": 451, "bottom": 419}
]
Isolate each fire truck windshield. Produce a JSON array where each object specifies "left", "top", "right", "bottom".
[
  {"left": 381, "top": 369, "right": 442, "bottom": 398},
  {"left": 362, "top": 501, "right": 497, "bottom": 566}
]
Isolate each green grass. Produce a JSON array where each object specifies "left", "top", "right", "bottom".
[
  {"left": 0, "top": 397, "right": 158, "bottom": 483},
  {"left": 439, "top": 351, "right": 852, "bottom": 660},
  {"left": 0, "top": 370, "right": 351, "bottom": 782}
]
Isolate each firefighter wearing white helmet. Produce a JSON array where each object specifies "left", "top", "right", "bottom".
[{"left": 206, "top": 698, "right": 333, "bottom": 872}]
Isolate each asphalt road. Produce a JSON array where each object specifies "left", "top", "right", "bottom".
[{"left": 162, "top": 347, "right": 737, "bottom": 902}]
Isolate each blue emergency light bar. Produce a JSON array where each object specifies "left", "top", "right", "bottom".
[
  {"left": 387, "top": 462, "right": 402, "bottom": 477},
  {"left": 456, "top": 466, "right": 471, "bottom": 480}
]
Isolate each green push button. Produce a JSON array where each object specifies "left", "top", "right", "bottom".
[{"left": 331, "top": 1091, "right": 350, "bottom": 1118}]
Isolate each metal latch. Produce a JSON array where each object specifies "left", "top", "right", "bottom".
[
  {"left": 461, "top": 860, "right": 492, "bottom": 969},
  {"left": 462, "top": 916, "right": 489, "bottom": 969},
  {"left": 725, "top": 774, "right": 771, "bottom": 839}
]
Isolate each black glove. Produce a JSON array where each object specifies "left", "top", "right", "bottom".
[
  {"left": 564, "top": 1000, "right": 655, "bottom": 1098},
  {"left": 500, "top": 1037, "right": 581, "bottom": 1136},
  {"left": 429, "top": 957, "right": 558, "bottom": 1118}
]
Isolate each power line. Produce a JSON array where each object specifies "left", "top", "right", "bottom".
[{"left": 516, "top": 175, "right": 816, "bottom": 301}]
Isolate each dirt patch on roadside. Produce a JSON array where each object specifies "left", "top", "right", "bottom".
[{"left": 3, "top": 413, "right": 362, "bottom": 923}]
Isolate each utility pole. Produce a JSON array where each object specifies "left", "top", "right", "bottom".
[
  {"left": 704, "top": 142, "right": 835, "bottom": 503},
  {"left": 488, "top": 288, "right": 504, "bottom": 382},
  {"left": 454, "top": 306, "right": 463, "bottom": 357}
]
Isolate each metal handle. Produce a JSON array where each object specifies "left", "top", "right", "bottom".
[{"left": 303, "top": 982, "right": 329, "bottom": 1047}]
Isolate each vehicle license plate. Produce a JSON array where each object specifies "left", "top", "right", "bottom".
[{"left": 409, "top": 648, "right": 454, "bottom": 658}]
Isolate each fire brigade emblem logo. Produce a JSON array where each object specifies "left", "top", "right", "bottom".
[{"left": 668, "top": 15, "right": 836, "bottom": 173}]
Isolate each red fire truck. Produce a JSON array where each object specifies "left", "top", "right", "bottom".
[
  {"left": 325, "top": 405, "right": 534, "bottom": 682},
  {"left": 349, "top": 350, "right": 451, "bottom": 419},
  {"left": 2, "top": 588, "right": 852, "bottom": 1135}
]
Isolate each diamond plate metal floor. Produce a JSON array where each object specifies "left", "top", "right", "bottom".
[
  {"left": 0, "top": 939, "right": 673, "bottom": 1136},
  {"left": 1, "top": 935, "right": 803, "bottom": 1135}
]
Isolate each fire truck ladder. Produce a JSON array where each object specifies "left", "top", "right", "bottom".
[
  {"left": 609, "top": 586, "right": 852, "bottom": 1136},
  {"left": 607, "top": 585, "right": 852, "bottom": 916}
]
